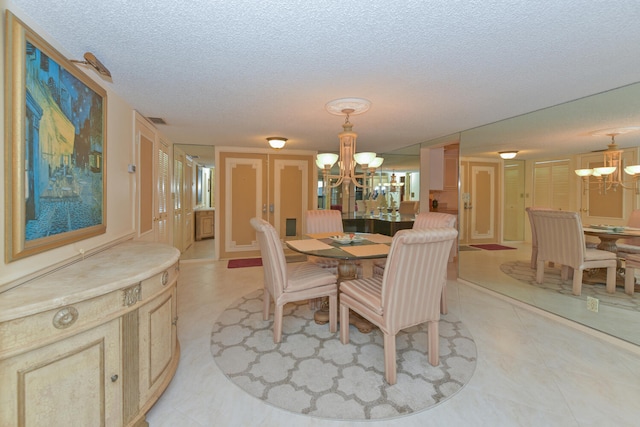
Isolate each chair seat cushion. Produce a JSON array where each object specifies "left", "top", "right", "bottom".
[
  {"left": 286, "top": 262, "right": 337, "bottom": 292},
  {"left": 340, "top": 277, "right": 384, "bottom": 315},
  {"left": 584, "top": 248, "right": 617, "bottom": 261}
]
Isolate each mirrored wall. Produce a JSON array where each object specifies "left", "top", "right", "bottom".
[{"left": 456, "top": 81, "right": 640, "bottom": 346}]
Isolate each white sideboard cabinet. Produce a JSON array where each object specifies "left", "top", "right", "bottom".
[{"left": 0, "top": 241, "right": 180, "bottom": 427}]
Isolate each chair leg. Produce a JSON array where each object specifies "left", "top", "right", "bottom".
[
  {"left": 328, "top": 294, "right": 337, "bottom": 333},
  {"left": 339, "top": 303, "right": 350, "bottom": 344},
  {"left": 605, "top": 266, "right": 616, "bottom": 294},
  {"left": 273, "top": 304, "right": 284, "bottom": 343},
  {"left": 263, "top": 288, "right": 270, "bottom": 320},
  {"left": 383, "top": 333, "right": 397, "bottom": 385},
  {"left": 572, "top": 269, "right": 583, "bottom": 296},
  {"left": 536, "top": 260, "right": 545, "bottom": 284},
  {"left": 625, "top": 266, "right": 636, "bottom": 296},
  {"left": 440, "top": 283, "right": 448, "bottom": 315},
  {"left": 427, "top": 320, "right": 439, "bottom": 366}
]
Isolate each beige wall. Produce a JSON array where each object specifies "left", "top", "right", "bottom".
[{"left": 0, "top": 1, "right": 139, "bottom": 288}]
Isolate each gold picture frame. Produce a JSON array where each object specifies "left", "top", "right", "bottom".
[{"left": 4, "top": 11, "right": 107, "bottom": 262}]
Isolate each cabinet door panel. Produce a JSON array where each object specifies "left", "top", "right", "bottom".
[
  {"left": 0, "top": 320, "right": 121, "bottom": 427},
  {"left": 138, "top": 285, "right": 177, "bottom": 403}
]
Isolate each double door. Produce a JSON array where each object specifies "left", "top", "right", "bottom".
[{"left": 217, "top": 151, "right": 315, "bottom": 259}]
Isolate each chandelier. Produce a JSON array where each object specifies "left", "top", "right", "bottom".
[
  {"left": 383, "top": 171, "right": 405, "bottom": 192},
  {"left": 575, "top": 133, "right": 640, "bottom": 194},
  {"left": 316, "top": 98, "right": 384, "bottom": 200}
]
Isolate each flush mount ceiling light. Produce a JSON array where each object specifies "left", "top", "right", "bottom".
[
  {"left": 316, "top": 98, "right": 384, "bottom": 209},
  {"left": 266, "top": 137, "right": 287, "bottom": 149},
  {"left": 498, "top": 151, "right": 519, "bottom": 159},
  {"left": 71, "top": 52, "right": 112, "bottom": 79}
]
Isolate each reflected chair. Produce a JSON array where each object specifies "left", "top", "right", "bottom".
[
  {"left": 339, "top": 227, "right": 458, "bottom": 384},
  {"left": 250, "top": 217, "right": 337, "bottom": 343},
  {"left": 526, "top": 207, "right": 554, "bottom": 269},
  {"left": 373, "top": 212, "right": 457, "bottom": 314},
  {"left": 398, "top": 200, "right": 419, "bottom": 215},
  {"left": 304, "top": 209, "right": 344, "bottom": 275},
  {"left": 531, "top": 210, "right": 617, "bottom": 296}
]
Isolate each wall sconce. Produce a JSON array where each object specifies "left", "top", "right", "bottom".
[
  {"left": 266, "top": 137, "right": 287, "bottom": 149},
  {"left": 499, "top": 151, "right": 519, "bottom": 159}
]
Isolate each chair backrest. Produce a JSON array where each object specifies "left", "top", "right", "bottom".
[
  {"left": 628, "top": 209, "right": 640, "bottom": 228},
  {"left": 412, "top": 212, "right": 457, "bottom": 261},
  {"left": 530, "top": 210, "right": 586, "bottom": 268},
  {"left": 526, "top": 207, "right": 554, "bottom": 248},
  {"left": 381, "top": 228, "right": 458, "bottom": 334},
  {"left": 398, "top": 201, "right": 419, "bottom": 215},
  {"left": 412, "top": 212, "right": 456, "bottom": 229},
  {"left": 250, "top": 218, "right": 287, "bottom": 297},
  {"left": 305, "top": 209, "right": 344, "bottom": 234}
]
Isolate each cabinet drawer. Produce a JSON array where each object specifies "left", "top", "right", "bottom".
[
  {"left": 139, "top": 262, "right": 179, "bottom": 301},
  {"left": 0, "top": 291, "right": 122, "bottom": 358}
]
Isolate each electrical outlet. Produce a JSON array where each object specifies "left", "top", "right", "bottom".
[{"left": 587, "top": 296, "right": 599, "bottom": 312}]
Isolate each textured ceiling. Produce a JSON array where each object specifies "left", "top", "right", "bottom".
[{"left": 9, "top": 0, "right": 640, "bottom": 166}]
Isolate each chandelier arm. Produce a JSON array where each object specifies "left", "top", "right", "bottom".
[{"left": 586, "top": 178, "right": 638, "bottom": 190}]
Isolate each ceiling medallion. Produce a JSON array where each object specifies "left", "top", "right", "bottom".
[{"left": 325, "top": 98, "right": 371, "bottom": 116}]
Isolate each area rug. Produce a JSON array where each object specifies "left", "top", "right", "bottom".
[
  {"left": 470, "top": 244, "right": 516, "bottom": 251},
  {"left": 500, "top": 260, "right": 639, "bottom": 312},
  {"left": 458, "top": 245, "right": 481, "bottom": 252},
  {"left": 227, "top": 254, "right": 307, "bottom": 268},
  {"left": 210, "top": 290, "right": 477, "bottom": 420}
]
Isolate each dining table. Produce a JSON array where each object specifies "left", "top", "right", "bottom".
[
  {"left": 286, "top": 232, "right": 393, "bottom": 332},
  {"left": 583, "top": 225, "right": 640, "bottom": 290},
  {"left": 582, "top": 225, "right": 640, "bottom": 254}
]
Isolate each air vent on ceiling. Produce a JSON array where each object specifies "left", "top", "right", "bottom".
[{"left": 147, "top": 117, "right": 166, "bottom": 125}]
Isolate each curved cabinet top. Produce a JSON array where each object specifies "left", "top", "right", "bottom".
[{"left": 0, "top": 241, "right": 180, "bottom": 322}]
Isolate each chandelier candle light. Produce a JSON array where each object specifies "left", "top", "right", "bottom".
[
  {"left": 575, "top": 132, "right": 640, "bottom": 194},
  {"left": 316, "top": 98, "right": 384, "bottom": 209}
]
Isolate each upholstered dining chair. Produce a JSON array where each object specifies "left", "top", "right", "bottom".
[
  {"left": 250, "top": 217, "right": 338, "bottom": 343},
  {"left": 526, "top": 207, "right": 554, "bottom": 269},
  {"left": 398, "top": 200, "right": 419, "bottom": 215},
  {"left": 339, "top": 227, "right": 458, "bottom": 385},
  {"left": 531, "top": 210, "right": 617, "bottom": 296},
  {"left": 304, "top": 209, "right": 344, "bottom": 274},
  {"left": 373, "top": 212, "right": 457, "bottom": 313}
]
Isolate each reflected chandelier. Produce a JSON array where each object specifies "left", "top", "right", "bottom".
[
  {"left": 575, "top": 133, "right": 640, "bottom": 194},
  {"left": 316, "top": 98, "right": 384, "bottom": 195}
]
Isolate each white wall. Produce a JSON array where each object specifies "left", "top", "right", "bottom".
[{"left": 0, "top": 1, "right": 137, "bottom": 287}]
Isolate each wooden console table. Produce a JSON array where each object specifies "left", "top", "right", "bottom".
[{"left": 0, "top": 241, "right": 180, "bottom": 427}]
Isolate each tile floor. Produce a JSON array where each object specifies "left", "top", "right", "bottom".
[{"left": 146, "top": 243, "right": 640, "bottom": 426}]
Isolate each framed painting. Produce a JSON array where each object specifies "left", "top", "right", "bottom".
[{"left": 4, "top": 12, "right": 107, "bottom": 262}]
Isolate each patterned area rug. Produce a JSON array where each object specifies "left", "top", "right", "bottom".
[
  {"left": 210, "top": 290, "right": 477, "bottom": 420},
  {"left": 500, "top": 260, "right": 639, "bottom": 312}
]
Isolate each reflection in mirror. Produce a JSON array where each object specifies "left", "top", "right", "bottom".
[
  {"left": 457, "top": 82, "right": 640, "bottom": 347},
  {"left": 174, "top": 144, "right": 216, "bottom": 261},
  {"left": 503, "top": 159, "right": 525, "bottom": 241}
]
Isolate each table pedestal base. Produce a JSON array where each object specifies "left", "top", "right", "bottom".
[
  {"left": 314, "top": 308, "right": 373, "bottom": 334},
  {"left": 314, "top": 259, "right": 375, "bottom": 333}
]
